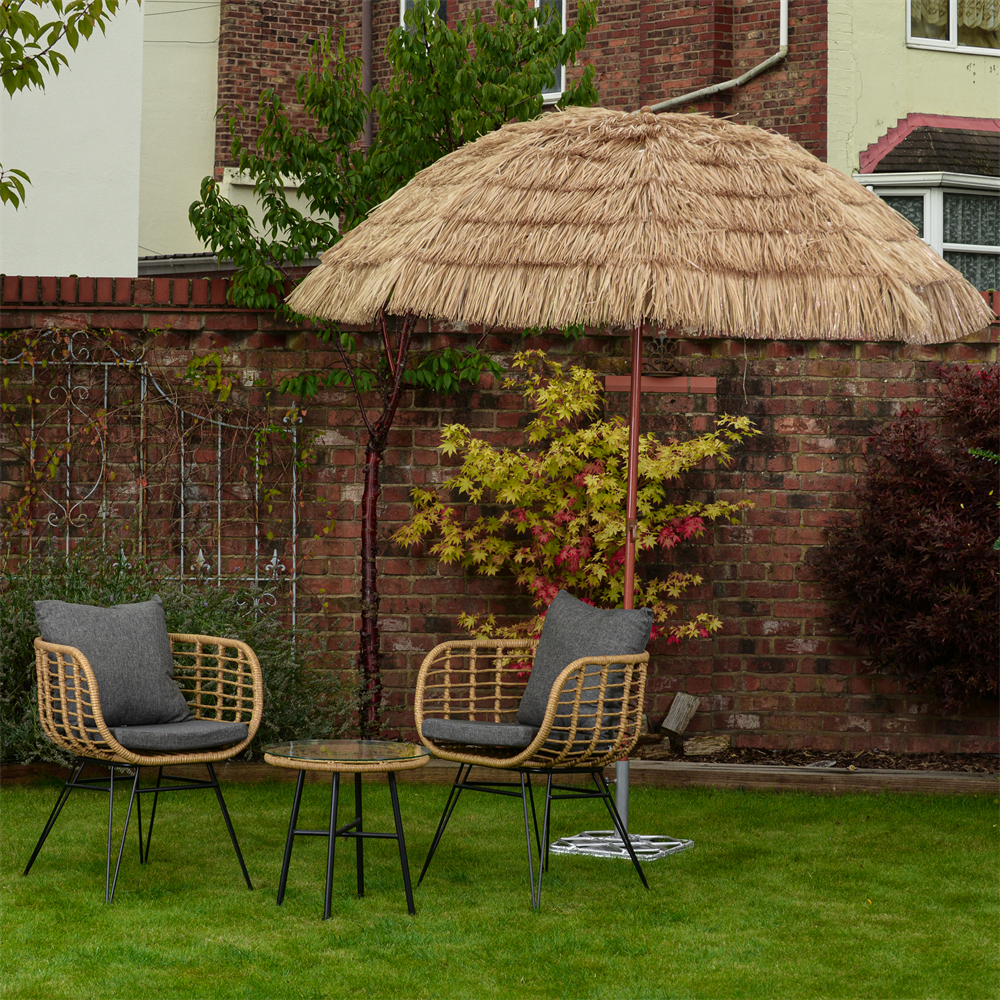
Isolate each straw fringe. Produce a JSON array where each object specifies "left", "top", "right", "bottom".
[{"left": 287, "top": 107, "right": 993, "bottom": 342}]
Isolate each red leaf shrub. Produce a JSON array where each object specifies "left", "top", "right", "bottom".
[{"left": 817, "top": 364, "right": 999, "bottom": 709}]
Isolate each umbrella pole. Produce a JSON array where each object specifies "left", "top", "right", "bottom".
[
  {"left": 623, "top": 322, "right": 642, "bottom": 612},
  {"left": 617, "top": 323, "right": 644, "bottom": 829},
  {"left": 550, "top": 324, "right": 694, "bottom": 865}
]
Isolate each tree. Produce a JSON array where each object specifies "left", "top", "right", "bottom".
[
  {"left": 188, "top": 0, "right": 599, "bottom": 734},
  {"left": 1, "top": 0, "right": 133, "bottom": 206},
  {"left": 189, "top": 0, "right": 597, "bottom": 312},
  {"left": 395, "top": 351, "right": 758, "bottom": 646}
]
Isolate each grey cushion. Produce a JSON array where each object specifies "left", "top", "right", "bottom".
[
  {"left": 34, "top": 596, "right": 191, "bottom": 728},
  {"left": 517, "top": 590, "right": 653, "bottom": 728},
  {"left": 421, "top": 717, "right": 539, "bottom": 748},
  {"left": 111, "top": 719, "right": 248, "bottom": 752}
]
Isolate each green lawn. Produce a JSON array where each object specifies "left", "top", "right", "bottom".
[{"left": 1, "top": 777, "right": 997, "bottom": 1000}]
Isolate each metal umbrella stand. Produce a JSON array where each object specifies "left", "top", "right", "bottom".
[{"left": 287, "top": 107, "right": 991, "bottom": 862}]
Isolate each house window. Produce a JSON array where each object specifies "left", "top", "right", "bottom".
[
  {"left": 400, "top": 0, "right": 447, "bottom": 29},
  {"left": 942, "top": 191, "right": 1000, "bottom": 288},
  {"left": 858, "top": 173, "right": 1000, "bottom": 290},
  {"left": 882, "top": 195, "right": 926, "bottom": 236},
  {"left": 537, "top": 0, "right": 566, "bottom": 102},
  {"left": 908, "top": 0, "right": 1000, "bottom": 55}
]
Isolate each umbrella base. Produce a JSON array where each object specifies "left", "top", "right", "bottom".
[{"left": 549, "top": 830, "right": 693, "bottom": 862}]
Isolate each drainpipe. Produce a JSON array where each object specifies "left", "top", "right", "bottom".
[
  {"left": 646, "top": 0, "right": 788, "bottom": 113},
  {"left": 362, "top": 0, "right": 373, "bottom": 146}
]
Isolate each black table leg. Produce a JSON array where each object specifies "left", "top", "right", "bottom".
[
  {"left": 277, "top": 770, "right": 305, "bottom": 906},
  {"left": 323, "top": 773, "right": 340, "bottom": 920},
  {"left": 354, "top": 773, "right": 364, "bottom": 898},
  {"left": 388, "top": 772, "right": 416, "bottom": 915}
]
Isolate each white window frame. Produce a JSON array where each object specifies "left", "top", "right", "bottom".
[
  {"left": 400, "top": 0, "right": 445, "bottom": 29},
  {"left": 906, "top": 0, "right": 1000, "bottom": 57},
  {"left": 857, "top": 171, "right": 1000, "bottom": 282},
  {"left": 536, "top": 0, "right": 567, "bottom": 104}
]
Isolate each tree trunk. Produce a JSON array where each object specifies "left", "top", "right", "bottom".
[
  {"left": 358, "top": 441, "right": 383, "bottom": 737},
  {"left": 355, "top": 314, "right": 414, "bottom": 738}
]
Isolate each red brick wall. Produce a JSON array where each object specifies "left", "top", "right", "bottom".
[
  {"left": 215, "top": 0, "right": 358, "bottom": 177},
  {"left": 3, "top": 276, "right": 997, "bottom": 754},
  {"left": 213, "top": 0, "right": 828, "bottom": 175}
]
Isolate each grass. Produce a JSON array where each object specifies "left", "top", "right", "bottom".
[{"left": 1, "top": 777, "right": 998, "bottom": 1000}]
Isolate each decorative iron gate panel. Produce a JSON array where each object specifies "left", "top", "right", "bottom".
[{"left": 1, "top": 330, "right": 301, "bottom": 622}]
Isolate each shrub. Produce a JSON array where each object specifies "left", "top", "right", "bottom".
[
  {"left": 394, "top": 351, "right": 758, "bottom": 644},
  {"left": 0, "top": 543, "right": 356, "bottom": 764},
  {"left": 817, "top": 363, "right": 999, "bottom": 709}
]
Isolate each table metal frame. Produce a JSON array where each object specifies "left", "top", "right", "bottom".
[{"left": 266, "top": 741, "right": 426, "bottom": 918}]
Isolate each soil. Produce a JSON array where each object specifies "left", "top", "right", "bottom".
[{"left": 632, "top": 740, "right": 999, "bottom": 773}]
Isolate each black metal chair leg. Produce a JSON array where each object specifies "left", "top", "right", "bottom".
[
  {"left": 105, "top": 765, "right": 117, "bottom": 902},
  {"left": 23, "top": 758, "right": 86, "bottom": 877},
  {"left": 418, "top": 763, "right": 469, "bottom": 885},
  {"left": 206, "top": 763, "right": 253, "bottom": 890},
  {"left": 142, "top": 767, "right": 164, "bottom": 864},
  {"left": 277, "top": 770, "right": 305, "bottom": 906},
  {"left": 108, "top": 766, "right": 142, "bottom": 903},
  {"left": 595, "top": 772, "right": 649, "bottom": 889},
  {"left": 520, "top": 772, "right": 538, "bottom": 909},
  {"left": 323, "top": 773, "right": 340, "bottom": 920},
  {"left": 534, "top": 772, "right": 555, "bottom": 909},
  {"left": 524, "top": 771, "right": 542, "bottom": 861},
  {"left": 542, "top": 772, "right": 554, "bottom": 873},
  {"left": 354, "top": 773, "right": 364, "bottom": 899},
  {"left": 135, "top": 769, "right": 145, "bottom": 864},
  {"left": 388, "top": 773, "right": 416, "bottom": 915}
]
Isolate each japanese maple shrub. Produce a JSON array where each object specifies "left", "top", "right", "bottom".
[
  {"left": 394, "top": 351, "right": 758, "bottom": 643},
  {"left": 817, "top": 363, "right": 999, "bottom": 709}
]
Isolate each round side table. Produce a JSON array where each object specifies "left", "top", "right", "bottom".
[{"left": 264, "top": 739, "right": 430, "bottom": 918}]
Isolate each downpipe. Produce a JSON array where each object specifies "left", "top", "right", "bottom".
[{"left": 646, "top": 0, "right": 788, "bottom": 112}]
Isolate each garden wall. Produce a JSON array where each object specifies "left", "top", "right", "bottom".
[{"left": 2, "top": 273, "right": 998, "bottom": 754}]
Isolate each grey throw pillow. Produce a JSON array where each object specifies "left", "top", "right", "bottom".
[
  {"left": 34, "top": 595, "right": 192, "bottom": 728},
  {"left": 516, "top": 590, "right": 653, "bottom": 728}
]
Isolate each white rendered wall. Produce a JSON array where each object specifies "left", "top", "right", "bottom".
[
  {"left": 0, "top": 3, "right": 144, "bottom": 277},
  {"left": 139, "top": 0, "right": 221, "bottom": 258},
  {"left": 828, "top": 0, "right": 1000, "bottom": 176}
]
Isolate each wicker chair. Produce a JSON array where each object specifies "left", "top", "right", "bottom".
[
  {"left": 24, "top": 631, "right": 263, "bottom": 902},
  {"left": 415, "top": 620, "right": 651, "bottom": 909}
]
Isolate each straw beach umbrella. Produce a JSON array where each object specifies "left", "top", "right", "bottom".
[
  {"left": 289, "top": 105, "right": 992, "bottom": 605},
  {"left": 288, "top": 106, "right": 992, "bottom": 855}
]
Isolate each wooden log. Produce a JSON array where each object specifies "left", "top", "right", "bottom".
[
  {"left": 661, "top": 692, "right": 700, "bottom": 735},
  {"left": 683, "top": 734, "right": 732, "bottom": 755}
]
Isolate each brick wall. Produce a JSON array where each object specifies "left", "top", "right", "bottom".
[
  {"left": 215, "top": 1, "right": 353, "bottom": 177},
  {"left": 3, "top": 275, "right": 997, "bottom": 754},
  {"left": 213, "top": 0, "right": 828, "bottom": 176}
]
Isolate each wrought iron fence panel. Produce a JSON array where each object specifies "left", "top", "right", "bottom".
[{"left": 1, "top": 330, "right": 301, "bottom": 624}]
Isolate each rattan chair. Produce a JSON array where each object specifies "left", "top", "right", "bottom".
[
  {"left": 24, "top": 632, "right": 263, "bottom": 902},
  {"left": 415, "top": 632, "right": 650, "bottom": 908}
]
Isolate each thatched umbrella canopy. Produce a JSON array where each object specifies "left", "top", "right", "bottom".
[{"left": 288, "top": 106, "right": 992, "bottom": 343}]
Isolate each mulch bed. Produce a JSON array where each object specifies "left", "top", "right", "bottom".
[{"left": 632, "top": 742, "right": 999, "bottom": 773}]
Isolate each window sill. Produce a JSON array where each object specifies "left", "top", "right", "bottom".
[{"left": 905, "top": 40, "right": 1000, "bottom": 57}]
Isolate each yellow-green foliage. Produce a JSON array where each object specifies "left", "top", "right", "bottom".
[{"left": 395, "top": 351, "right": 758, "bottom": 642}]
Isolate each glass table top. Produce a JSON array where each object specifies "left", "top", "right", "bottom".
[{"left": 264, "top": 739, "right": 431, "bottom": 764}]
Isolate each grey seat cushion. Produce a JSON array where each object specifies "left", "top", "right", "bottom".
[
  {"left": 111, "top": 719, "right": 249, "bottom": 752},
  {"left": 517, "top": 590, "right": 654, "bottom": 728},
  {"left": 34, "top": 596, "right": 192, "bottom": 728},
  {"left": 421, "top": 717, "right": 539, "bottom": 748}
]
